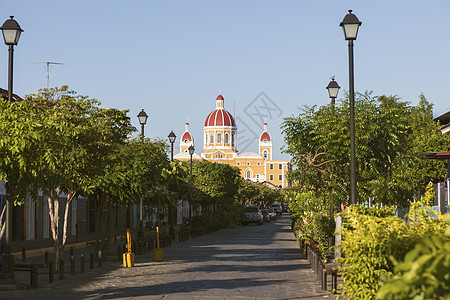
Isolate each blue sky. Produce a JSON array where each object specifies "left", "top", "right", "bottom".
[{"left": 2, "top": 1, "right": 450, "bottom": 160}]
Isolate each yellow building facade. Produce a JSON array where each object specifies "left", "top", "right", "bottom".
[{"left": 174, "top": 94, "right": 288, "bottom": 188}]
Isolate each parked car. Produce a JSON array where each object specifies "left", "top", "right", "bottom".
[
  {"left": 260, "top": 209, "right": 270, "bottom": 222},
  {"left": 272, "top": 203, "right": 283, "bottom": 215},
  {"left": 268, "top": 208, "right": 277, "bottom": 220},
  {"left": 242, "top": 206, "right": 263, "bottom": 225}
]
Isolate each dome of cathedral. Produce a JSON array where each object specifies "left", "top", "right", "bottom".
[
  {"left": 204, "top": 94, "right": 236, "bottom": 127},
  {"left": 260, "top": 122, "right": 271, "bottom": 142}
]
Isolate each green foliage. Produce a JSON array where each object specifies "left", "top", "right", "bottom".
[
  {"left": 338, "top": 203, "right": 446, "bottom": 299},
  {"left": 377, "top": 214, "right": 450, "bottom": 300},
  {"left": 421, "top": 183, "right": 435, "bottom": 206},
  {"left": 281, "top": 93, "right": 450, "bottom": 208},
  {"left": 236, "top": 178, "right": 282, "bottom": 207},
  {"left": 284, "top": 189, "right": 333, "bottom": 254}
]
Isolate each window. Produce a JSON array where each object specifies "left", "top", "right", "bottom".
[
  {"left": 217, "top": 133, "right": 222, "bottom": 143},
  {"left": 225, "top": 133, "right": 229, "bottom": 144},
  {"left": 237, "top": 162, "right": 240, "bottom": 166},
  {"left": 215, "top": 153, "right": 223, "bottom": 158},
  {"left": 210, "top": 133, "right": 214, "bottom": 144},
  {"left": 246, "top": 162, "right": 250, "bottom": 166},
  {"left": 263, "top": 139, "right": 268, "bottom": 143},
  {"left": 279, "top": 174, "right": 283, "bottom": 180},
  {"left": 205, "top": 134, "right": 208, "bottom": 144},
  {"left": 184, "top": 139, "right": 189, "bottom": 143},
  {"left": 269, "top": 175, "right": 274, "bottom": 180},
  {"left": 270, "top": 164, "right": 273, "bottom": 170},
  {"left": 263, "top": 150, "right": 268, "bottom": 160},
  {"left": 246, "top": 170, "right": 251, "bottom": 179},
  {"left": 279, "top": 164, "right": 283, "bottom": 170},
  {"left": 257, "top": 163, "right": 260, "bottom": 165},
  {"left": 232, "top": 134, "right": 235, "bottom": 145}
]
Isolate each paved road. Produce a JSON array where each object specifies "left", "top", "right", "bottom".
[{"left": 1, "top": 214, "right": 335, "bottom": 300}]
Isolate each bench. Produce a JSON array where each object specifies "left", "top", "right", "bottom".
[{"left": 14, "top": 263, "right": 46, "bottom": 288}]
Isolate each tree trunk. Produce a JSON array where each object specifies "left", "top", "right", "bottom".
[
  {"left": 0, "top": 205, "right": 6, "bottom": 241},
  {"left": 94, "top": 194, "right": 101, "bottom": 261},
  {"left": 48, "top": 188, "right": 61, "bottom": 271}
]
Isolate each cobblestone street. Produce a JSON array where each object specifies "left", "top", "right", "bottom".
[{"left": 1, "top": 214, "right": 335, "bottom": 300}]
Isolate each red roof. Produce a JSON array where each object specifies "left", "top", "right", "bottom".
[
  {"left": 216, "top": 95, "right": 224, "bottom": 100},
  {"left": 260, "top": 132, "right": 271, "bottom": 142},
  {"left": 181, "top": 131, "right": 193, "bottom": 142},
  {"left": 204, "top": 109, "right": 236, "bottom": 127}
]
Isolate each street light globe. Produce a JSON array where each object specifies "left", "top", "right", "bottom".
[
  {"left": 188, "top": 145, "right": 195, "bottom": 156},
  {"left": 137, "top": 109, "right": 148, "bottom": 125},
  {"left": 340, "top": 10, "right": 362, "bottom": 40},
  {"left": 168, "top": 131, "right": 176, "bottom": 144},
  {"left": 0, "top": 16, "right": 23, "bottom": 45},
  {"left": 326, "top": 78, "right": 340, "bottom": 99}
]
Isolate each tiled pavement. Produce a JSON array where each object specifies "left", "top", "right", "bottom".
[{"left": 1, "top": 215, "right": 337, "bottom": 300}]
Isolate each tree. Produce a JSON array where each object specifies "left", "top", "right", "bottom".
[
  {"left": 282, "top": 92, "right": 450, "bottom": 208},
  {"left": 24, "top": 86, "right": 134, "bottom": 270}
]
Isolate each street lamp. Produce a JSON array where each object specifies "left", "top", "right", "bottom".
[
  {"left": 340, "top": 9, "right": 361, "bottom": 205},
  {"left": 326, "top": 77, "right": 340, "bottom": 248},
  {"left": 0, "top": 15, "right": 22, "bottom": 285},
  {"left": 137, "top": 109, "right": 148, "bottom": 139},
  {"left": 167, "top": 131, "right": 176, "bottom": 236},
  {"left": 168, "top": 131, "right": 176, "bottom": 162},
  {"left": 326, "top": 77, "right": 340, "bottom": 107},
  {"left": 136, "top": 109, "right": 148, "bottom": 237},
  {"left": 188, "top": 145, "right": 195, "bottom": 220}
]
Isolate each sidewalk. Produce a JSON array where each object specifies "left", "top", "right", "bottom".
[{"left": 1, "top": 217, "right": 337, "bottom": 299}]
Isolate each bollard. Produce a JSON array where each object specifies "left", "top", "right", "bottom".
[
  {"left": 70, "top": 246, "right": 74, "bottom": 257},
  {"left": 118, "top": 245, "right": 122, "bottom": 261},
  {"left": 90, "top": 252, "right": 94, "bottom": 269},
  {"left": 70, "top": 255, "right": 75, "bottom": 276},
  {"left": 80, "top": 254, "right": 85, "bottom": 273},
  {"left": 49, "top": 261, "right": 54, "bottom": 283},
  {"left": 98, "top": 250, "right": 102, "bottom": 268},
  {"left": 44, "top": 251, "right": 49, "bottom": 268},
  {"left": 31, "top": 265, "right": 38, "bottom": 288},
  {"left": 59, "top": 259, "right": 65, "bottom": 280},
  {"left": 22, "top": 246, "right": 26, "bottom": 262}
]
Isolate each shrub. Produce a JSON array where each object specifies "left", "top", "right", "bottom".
[
  {"left": 338, "top": 203, "right": 446, "bottom": 300},
  {"left": 377, "top": 213, "right": 450, "bottom": 300}
]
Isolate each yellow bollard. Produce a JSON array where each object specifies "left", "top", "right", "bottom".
[
  {"left": 153, "top": 226, "right": 164, "bottom": 262},
  {"left": 123, "top": 228, "right": 135, "bottom": 267}
]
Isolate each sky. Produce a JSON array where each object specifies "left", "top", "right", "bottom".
[{"left": 1, "top": 1, "right": 450, "bottom": 161}]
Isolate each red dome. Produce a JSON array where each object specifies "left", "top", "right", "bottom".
[
  {"left": 204, "top": 109, "right": 236, "bottom": 127},
  {"left": 181, "top": 131, "right": 193, "bottom": 142},
  {"left": 216, "top": 95, "right": 224, "bottom": 100},
  {"left": 260, "top": 132, "right": 271, "bottom": 142}
]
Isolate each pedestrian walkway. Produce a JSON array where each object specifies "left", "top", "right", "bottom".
[{"left": 1, "top": 215, "right": 336, "bottom": 299}]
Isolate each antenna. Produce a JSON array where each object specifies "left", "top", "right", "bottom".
[{"left": 33, "top": 61, "right": 65, "bottom": 89}]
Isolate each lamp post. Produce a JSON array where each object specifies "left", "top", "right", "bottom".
[
  {"left": 326, "top": 77, "right": 340, "bottom": 248},
  {"left": 136, "top": 109, "right": 147, "bottom": 237},
  {"left": 0, "top": 16, "right": 22, "bottom": 285},
  {"left": 188, "top": 145, "right": 195, "bottom": 220},
  {"left": 137, "top": 109, "right": 148, "bottom": 139},
  {"left": 168, "top": 131, "right": 176, "bottom": 162},
  {"left": 167, "top": 131, "right": 176, "bottom": 236},
  {"left": 340, "top": 9, "right": 361, "bottom": 205}
]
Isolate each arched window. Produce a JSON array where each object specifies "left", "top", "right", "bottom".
[
  {"left": 210, "top": 133, "right": 214, "bottom": 144},
  {"left": 205, "top": 133, "right": 208, "bottom": 144},
  {"left": 215, "top": 153, "right": 223, "bottom": 159},
  {"left": 224, "top": 133, "right": 229, "bottom": 144},
  {"left": 217, "top": 133, "right": 222, "bottom": 143},
  {"left": 263, "top": 150, "right": 268, "bottom": 160},
  {"left": 232, "top": 134, "right": 235, "bottom": 145},
  {"left": 246, "top": 170, "right": 251, "bottom": 179}
]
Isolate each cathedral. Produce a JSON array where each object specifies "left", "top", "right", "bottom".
[{"left": 174, "top": 94, "right": 288, "bottom": 188}]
